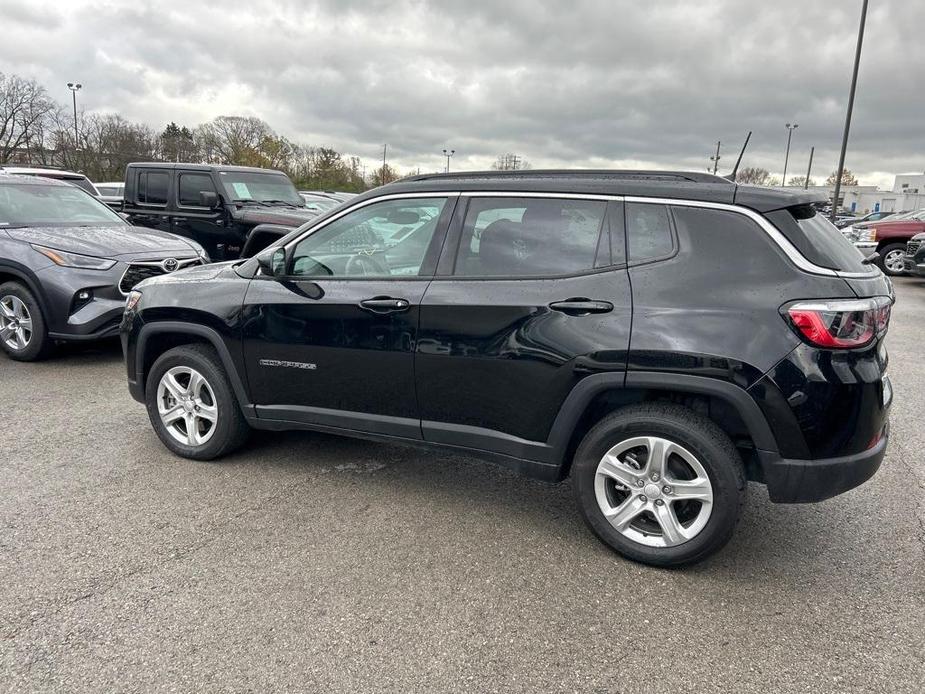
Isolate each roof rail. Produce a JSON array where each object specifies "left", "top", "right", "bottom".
[{"left": 401, "top": 169, "right": 734, "bottom": 185}]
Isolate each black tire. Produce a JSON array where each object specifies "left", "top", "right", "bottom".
[
  {"left": 145, "top": 344, "right": 250, "bottom": 460},
  {"left": 571, "top": 403, "right": 746, "bottom": 568},
  {"left": 0, "top": 281, "right": 52, "bottom": 361},
  {"left": 877, "top": 243, "right": 908, "bottom": 277}
]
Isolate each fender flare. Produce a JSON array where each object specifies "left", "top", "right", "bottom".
[
  {"left": 134, "top": 321, "right": 254, "bottom": 417},
  {"left": 0, "top": 262, "right": 50, "bottom": 322},
  {"left": 545, "top": 371, "right": 780, "bottom": 462}
]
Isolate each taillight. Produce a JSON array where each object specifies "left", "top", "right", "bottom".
[{"left": 784, "top": 297, "right": 892, "bottom": 349}]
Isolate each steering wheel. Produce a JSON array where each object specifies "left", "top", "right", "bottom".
[{"left": 345, "top": 252, "right": 390, "bottom": 276}]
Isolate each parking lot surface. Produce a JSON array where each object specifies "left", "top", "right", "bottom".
[{"left": 1, "top": 280, "right": 923, "bottom": 693}]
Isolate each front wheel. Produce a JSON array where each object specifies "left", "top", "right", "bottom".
[
  {"left": 0, "top": 282, "right": 51, "bottom": 361},
  {"left": 571, "top": 403, "right": 746, "bottom": 567},
  {"left": 145, "top": 344, "right": 250, "bottom": 460},
  {"left": 878, "top": 243, "right": 908, "bottom": 276}
]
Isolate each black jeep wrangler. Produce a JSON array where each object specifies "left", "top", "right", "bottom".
[
  {"left": 122, "top": 162, "right": 319, "bottom": 261},
  {"left": 121, "top": 170, "right": 894, "bottom": 567}
]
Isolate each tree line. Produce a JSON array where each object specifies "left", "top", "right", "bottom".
[
  {"left": 734, "top": 166, "right": 858, "bottom": 188},
  {"left": 0, "top": 72, "right": 391, "bottom": 191}
]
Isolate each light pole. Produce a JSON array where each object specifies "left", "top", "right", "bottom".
[
  {"left": 782, "top": 123, "right": 798, "bottom": 186},
  {"left": 442, "top": 148, "right": 455, "bottom": 174},
  {"left": 709, "top": 141, "right": 721, "bottom": 175},
  {"left": 805, "top": 146, "right": 815, "bottom": 190},
  {"left": 832, "top": 0, "right": 869, "bottom": 221},
  {"left": 66, "top": 82, "right": 82, "bottom": 149}
]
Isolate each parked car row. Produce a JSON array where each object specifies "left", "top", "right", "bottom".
[
  {"left": 1, "top": 167, "right": 895, "bottom": 568},
  {"left": 843, "top": 208, "right": 925, "bottom": 276}
]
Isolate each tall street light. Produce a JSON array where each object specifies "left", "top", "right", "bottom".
[
  {"left": 67, "top": 82, "right": 82, "bottom": 149},
  {"left": 443, "top": 148, "right": 455, "bottom": 174},
  {"left": 782, "top": 123, "right": 798, "bottom": 186},
  {"left": 832, "top": 0, "right": 869, "bottom": 221}
]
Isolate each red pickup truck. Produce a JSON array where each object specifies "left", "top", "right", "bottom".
[{"left": 852, "top": 210, "right": 925, "bottom": 276}]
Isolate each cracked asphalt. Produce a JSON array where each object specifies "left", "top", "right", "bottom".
[{"left": 1, "top": 280, "right": 923, "bottom": 694}]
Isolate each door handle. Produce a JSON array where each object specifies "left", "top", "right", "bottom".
[
  {"left": 359, "top": 297, "right": 411, "bottom": 313},
  {"left": 548, "top": 298, "right": 614, "bottom": 315}
]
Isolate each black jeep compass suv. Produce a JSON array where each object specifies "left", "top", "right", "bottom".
[{"left": 120, "top": 170, "right": 893, "bottom": 567}]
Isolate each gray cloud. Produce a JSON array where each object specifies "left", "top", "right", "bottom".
[{"left": 0, "top": 0, "right": 920, "bottom": 185}]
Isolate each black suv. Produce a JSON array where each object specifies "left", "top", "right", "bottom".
[
  {"left": 122, "top": 163, "right": 318, "bottom": 261},
  {"left": 121, "top": 170, "right": 893, "bottom": 567}
]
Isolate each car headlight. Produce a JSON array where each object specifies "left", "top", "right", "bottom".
[
  {"left": 32, "top": 244, "right": 116, "bottom": 270},
  {"left": 125, "top": 290, "right": 142, "bottom": 311}
]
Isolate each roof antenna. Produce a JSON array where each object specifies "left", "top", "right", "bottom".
[{"left": 728, "top": 131, "right": 752, "bottom": 182}]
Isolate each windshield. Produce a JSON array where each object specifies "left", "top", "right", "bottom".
[
  {"left": 218, "top": 171, "right": 303, "bottom": 206},
  {"left": 0, "top": 183, "right": 125, "bottom": 226}
]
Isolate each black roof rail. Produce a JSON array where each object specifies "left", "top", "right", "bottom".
[{"left": 401, "top": 169, "right": 734, "bottom": 185}]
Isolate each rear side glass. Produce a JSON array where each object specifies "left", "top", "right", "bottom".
[
  {"left": 137, "top": 171, "right": 168, "bottom": 206},
  {"left": 626, "top": 203, "right": 673, "bottom": 262},
  {"left": 789, "top": 206, "right": 868, "bottom": 272}
]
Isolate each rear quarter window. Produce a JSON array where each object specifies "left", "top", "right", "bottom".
[{"left": 765, "top": 206, "right": 869, "bottom": 272}]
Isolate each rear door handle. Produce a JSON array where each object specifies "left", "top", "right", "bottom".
[
  {"left": 359, "top": 296, "right": 410, "bottom": 313},
  {"left": 548, "top": 298, "right": 614, "bottom": 315}
]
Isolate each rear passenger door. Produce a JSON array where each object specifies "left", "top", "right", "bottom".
[
  {"left": 126, "top": 168, "right": 172, "bottom": 234},
  {"left": 415, "top": 194, "right": 632, "bottom": 460}
]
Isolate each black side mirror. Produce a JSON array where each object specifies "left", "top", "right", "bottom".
[
  {"left": 257, "top": 247, "right": 287, "bottom": 277},
  {"left": 199, "top": 191, "right": 219, "bottom": 209}
]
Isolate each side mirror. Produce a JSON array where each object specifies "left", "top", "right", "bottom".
[
  {"left": 257, "top": 247, "right": 287, "bottom": 277},
  {"left": 199, "top": 191, "right": 220, "bottom": 209}
]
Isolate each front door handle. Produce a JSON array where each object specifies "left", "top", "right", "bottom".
[
  {"left": 548, "top": 298, "right": 614, "bottom": 315},
  {"left": 359, "top": 296, "right": 410, "bottom": 313}
]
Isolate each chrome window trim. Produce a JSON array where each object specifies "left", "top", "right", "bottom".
[{"left": 284, "top": 190, "right": 878, "bottom": 279}]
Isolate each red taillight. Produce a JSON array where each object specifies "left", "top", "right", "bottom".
[{"left": 785, "top": 297, "right": 892, "bottom": 349}]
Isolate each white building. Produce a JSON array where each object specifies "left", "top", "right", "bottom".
[{"left": 807, "top": 174, "right": 925, "bottom": 214}]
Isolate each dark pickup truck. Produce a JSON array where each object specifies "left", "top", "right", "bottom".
[{"left": 122, "top": 163, "right": 318, "bottom": 260}]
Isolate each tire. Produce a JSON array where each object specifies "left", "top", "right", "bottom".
[
  {"left": 0, "top": 281, "right": 51, "bottom": 361},
  {"left": 571, "top": 403, "right": 746, "bottom": 568},
  {"left": 145, "top": 344, "right": 250, "bottom": 460},
  {"left": 878, "top": 243, "right": 908, "bottom": 276}
]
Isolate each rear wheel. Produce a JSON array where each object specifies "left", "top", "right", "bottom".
[
  {"left": 571, "top": 403, "right": 746, "bottom": 567},
  {"left": 0, "top": 282, "right": 51, "bottom": 361},
  {"left": 878, "top": 243, "right": 907, "bottom": 276},
  {"left": 145, "top": 344, "right": 250, "bottom": 460}
]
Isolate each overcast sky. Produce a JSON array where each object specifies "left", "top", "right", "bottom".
[{"left": 1, "top": 0, "right": 921, "bottom": 186}]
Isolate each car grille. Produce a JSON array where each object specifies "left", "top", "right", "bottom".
[
  {"left": 119, "top": 258, "right": 201, "bottom": 294},
  {"left": 906, "top": 239, "right": 922, "bottom": 257}
]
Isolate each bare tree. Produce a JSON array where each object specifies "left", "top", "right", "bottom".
[
  {"left": 734, "top": 166, "right": 772, "bottom": 185},
  {"left": 788, "top": 175, "right": 814, "bottom": 187},
  {"left": 825, "top": 169, "right": 858, "bottom": 186},
  {"left": 195, "top": 116, "right": 276, "bottom": 165},
  {"left": 0, "top": 73, "right": 58, "bottom": 164},
  {"left": 491, "top": 153, "right": 531, "bottom": 171}
]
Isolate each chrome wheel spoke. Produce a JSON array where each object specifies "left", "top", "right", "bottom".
[
  {"left": 668, "top": 477, "right": 713, "bottom": 502},
  {"left": 162, "top": 372, "right": 186, "bottom": 400},
  {"left": 160, "top": 404, "right": 185, "bottom": 425},
  {"left": 604, "top": 495, "right": 647, "bottom": 531},
  {"left": 15, "top": 328, "right": 27, "bottom": 348},
  {"left": 188, "top": 371, "right": 204, "bottom": 398},
  {"left": 653, "top": 502, "right": 687, "bottom": 546},
  {"left": 184, "top": 413, "right": 200, "bottom": 445},
  {"left": 0, "top": 301, "right": 14, "bottom": 319},
  {"left": 196, "top": 402, "right": 217, "bottom": 422},
  {"left": 644, "top": 436, "right": 671, "bottom": 479}
]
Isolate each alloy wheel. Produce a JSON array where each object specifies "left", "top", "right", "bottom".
[
  {"left": 156, "top": 366, "right": 218, "bottom": 446},
  {"left": 883, "top": 249, "right": 906, "bottom": 274},
  {"left": 0, "top": 295, "right": 33, "bottom": 351},
  {"left": 594, "top": 436, "right": 714, "bottom": 548}
]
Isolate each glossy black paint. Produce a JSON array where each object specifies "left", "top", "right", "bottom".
[{"left": 121, "top": 172, "right": 894, "bottom": 503}]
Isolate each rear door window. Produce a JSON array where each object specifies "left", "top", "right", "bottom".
[{"left": 137, "top": 171, "right": 169, "bottom": 206}]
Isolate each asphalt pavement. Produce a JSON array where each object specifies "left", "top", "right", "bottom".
[{"left": 1, "top": 280, "right": 923, "bottom": 693}]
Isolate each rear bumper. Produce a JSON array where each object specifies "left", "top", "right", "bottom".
[{"left": 758, "top": 423, "right": 889, "bottom": 503}]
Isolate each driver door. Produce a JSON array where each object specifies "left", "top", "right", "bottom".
[{"left": 242, "top": 195, "right": 455, "bottom": 439}]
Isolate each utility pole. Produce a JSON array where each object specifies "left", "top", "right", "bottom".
[
  {"left": 710, "top": 141, "right": 721, "bottom": 175},
  {"left": 805, "top": 146, "right": 815, "bottom": 189},
  {"left": 442, "top": 148, "right": 455, "bottom": 173},
  {"left": 66, "top": 82, "right": 82, "bottom": 149},
  {"left": 832, "top": 0, "right": 868, "bottom": 221},
  {"left": 382, "top": 144, "right": 387, "bottom": 182},
  {"left": 782, "top": 123, "right": 798, "bottom": 186}
]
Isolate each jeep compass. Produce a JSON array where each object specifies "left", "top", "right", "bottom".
[{"left": 121, "top": 170, "right": 893, "bottom": 567}]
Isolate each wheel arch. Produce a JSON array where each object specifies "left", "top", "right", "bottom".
[
  {"left": 548, "top": 372, "right": 779, "bottom": 480},
  {"left": 0, "top": 263, "right": 49, "bottom": 322},
  {"left": 241, "top": 224, "right": 293, "bottom": 258},
  {"left": 135, "top": 322, "right": 254, "bottom": 416}
]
